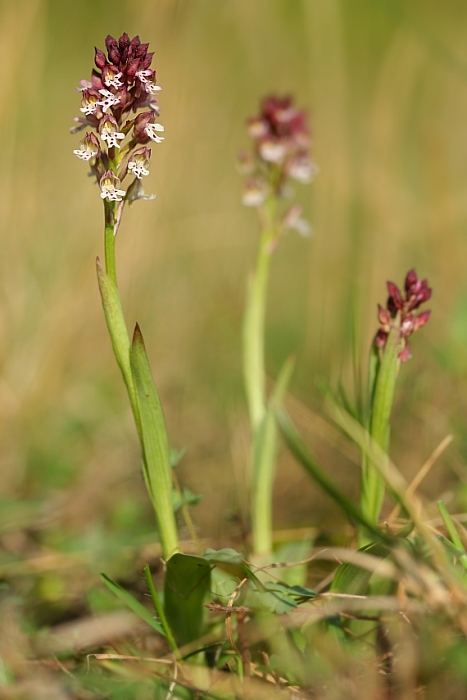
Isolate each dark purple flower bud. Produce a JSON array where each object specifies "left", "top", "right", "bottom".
[
  {"left": 119, "top": 34, "right": 132, "bottom": 65},
  {"left": 140, "top": 52, "right": 154, "bottom": 71},
  {"left": 105, "top": 35, "right": 120, "bottom": 65},
  {"left": 414, "top": 310, "right": 431, "bottom": 330},
  {"left": 377, "top": 304, "right": 390, "bottom": 327},
  {"left": 374, "top": 270, "right": 431, "bottom": 362},
  {"left": 387, "top": 282, "right": 403, "bottom": 310},
  {"left": 118, "top": 85, "right": 133, "bottom": 111},
  {"left": 404, "top": 268, "right": 418, "bottom": 293},
  {"left": 126, "top": 57, "right": 141, "bottom": 81},
  {"left": 119, "top": 33, "right": 131, "bottom": 51},
  {"left": 91, "top": 71, "right": 104, "bottom": 91},
  {"left": 135, "top": 42, "right": 149, "bottom": 58},
  {"left": 94, "top": 47, "right": 107, "bottom": 70}
]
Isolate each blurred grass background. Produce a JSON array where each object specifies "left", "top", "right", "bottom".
[{"left": 2, "top": 0, "right": 467, "bottom": 607}]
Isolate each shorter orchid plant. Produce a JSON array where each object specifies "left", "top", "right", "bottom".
[
  {"left": 239, "top": 96, "right": 317, "bottom": 557},
  {"left": 359, "top": 269, "right": 432, "bottom": 542}
]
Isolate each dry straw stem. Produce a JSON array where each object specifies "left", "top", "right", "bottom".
[
  {"left": 386, "top": 433, "right": 453, "bottom": 524},
  {"left": 251, "top": 546, "right": 398, "bottom": 584},
  {"left": 92, "top": 652, "right": 299, "bottom": 699}
]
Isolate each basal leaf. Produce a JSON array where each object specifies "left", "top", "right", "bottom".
[{"left": 163, "top": 553, "right": 212, "bottom": 646}]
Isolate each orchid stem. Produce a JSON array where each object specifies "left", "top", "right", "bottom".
[{"left": 104, "top": 202, "right": 118, "bottom": 286}]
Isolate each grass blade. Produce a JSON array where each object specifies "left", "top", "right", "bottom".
[
  {"left": 276, "top": 408, "right": 387, "bottom": 543},
  {"left": 101, "top": 573, "right": 166, "bottom": 636}
]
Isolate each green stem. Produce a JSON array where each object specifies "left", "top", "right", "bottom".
[
  {"left": 243, "top": 229, "right": 269, "bottom": 431},
  {"left": 360, "top": 320, "right": 402, "bottom": 545},
  {"left": 243, "top": 201, "right": 277, "bottom": 432},
  {"left": 243, "top": 199, "right": 280, "bottom": 557},
  {"left": 104, "top": 202, "right": 118, "bottom": 286},
  {"left": 251, "top": 358, "right": 294, "bottom": 556}
]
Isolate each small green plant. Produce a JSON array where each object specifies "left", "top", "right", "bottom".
[{"left": 359, "top": 269, "right": 432, "bottom": 544}]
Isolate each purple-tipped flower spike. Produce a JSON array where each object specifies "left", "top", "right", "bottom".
[
  {"left": 239, "top": 95, "right": 317, "bottom": 241},
  {"left": 375, "top": 269, "right": 432, "bottom": 362},
  {"left": 241, "top": 95, "right": 317, "bottom": 198},
  {"left": 72, "top": 33, "right": 164, "bottom": 209}
]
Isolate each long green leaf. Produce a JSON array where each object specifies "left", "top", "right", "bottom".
[
  {"left": 276, "top": 409, "right": 388, "bottom": 543},
  {"left": 130, "top": 324, "right": 179, "bottom": 559},
  {"left": 361, "top": 322, "right": 402, "bottom": 531}
]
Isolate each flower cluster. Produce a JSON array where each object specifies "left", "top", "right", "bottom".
[
  {"left": 375, "top": 269, "right": 432, "bottom": 362},
  {"left": 72, "top": 33, "right": 164, "bottom": 209},
  {"left": 239, "top": 95, "right": 317, "bottom": 235}
]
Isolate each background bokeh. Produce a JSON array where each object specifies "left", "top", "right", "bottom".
[{"left": 2, "top": 0, "right": 467, "bottom": 595}]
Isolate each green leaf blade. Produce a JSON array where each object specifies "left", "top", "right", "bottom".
[
  {"left": 101, "top": 573, "right": 166, "bottom": 636},
  {"left": 130, "top": 323, "right": 179, "bottom": 559}
]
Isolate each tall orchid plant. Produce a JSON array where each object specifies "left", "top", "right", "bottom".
[{"left": 71, "top": 33, "right": 179, "bottom": 560}]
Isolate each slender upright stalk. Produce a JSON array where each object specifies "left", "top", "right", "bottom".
[
  {"left": 104, "top": 206, "right": 118, "bottom": 286},
  {"left": 242, "top": 198, "right": 280, "bottom": 557},
  {"left": 239, "top": 96, "right": 315, "bottom": 558},
  {"left": 243, "top": 208, "right": 276, "bottom": 432}
]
